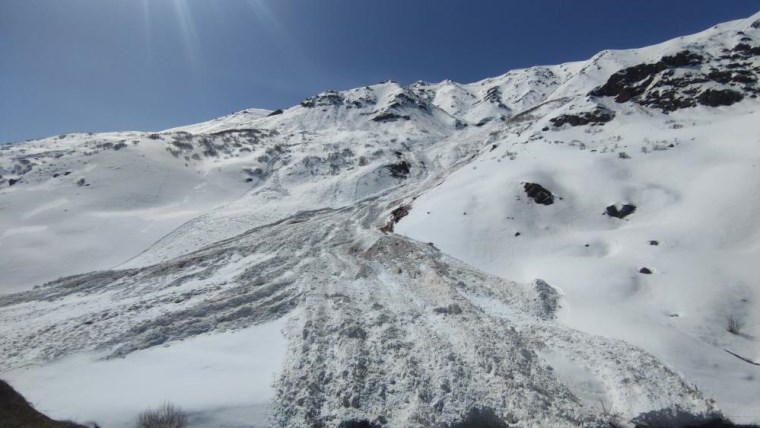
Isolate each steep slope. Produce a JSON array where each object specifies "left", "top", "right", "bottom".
[
  {"left": 397, "top": 13, "right": 760, "bottom": 423},
  {"left": 2, "top": 11, "right": 760, "bottom": 428}
]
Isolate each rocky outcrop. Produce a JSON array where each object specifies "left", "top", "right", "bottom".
[
  {"left": 380, "top": 205, "right": 411, "bottom": 233},
  {"left": 384, "top": 159, "right": 411, "bottom": 179},
  {"left": 0, "top": 379, "right": 89, "bottom": 428},
  {"left": 301, "top": 91, "right": 345, "bottom": 108},
  {"left": 590, "top": 46, "right": 758, "bottom": 112},
  {"left": 372, "top": 112, "right": 411, "bottom": 123},
  {"left": 550, "top": 108, "right": 614, "bottom": 127},
  {"left": 697, "top": 89, "right": 744, "bottom": 106},
  {"left": 523, "top": 182, "right": 556, "bottom": 205},
  {"left": 606, "top": 204, "right": 636, "bottom": 219}
]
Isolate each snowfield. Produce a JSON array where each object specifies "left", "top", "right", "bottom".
[{"left": 1, "top": 11, "right": 760, "bottom": 428}]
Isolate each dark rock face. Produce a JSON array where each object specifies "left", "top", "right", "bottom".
[
  {"left": 590, "top": 47, "right": 758, "bottom": 112},
  {"left": 631, "top": 407, "right": 736, "bottom": 428},
  {"left": 523, "top": 183, "right": 555, "bottom": 205},
  {"left": 300, "top": 91, "right": 344, "bottom": 108},
  {"left": 389, "top": 206, "right": 410, "bottom": 222},
  {"left": 267, "top": 109, "right": 284, "bottom": 116},
  {"left": 387, "top": 92, "right": 430, "bottom": 112},
  {"left": 372, "top": 112, "right": 411, "bottom": 123},
  {"left": 8, "top": 178, "right": 18, "bottom": 186},
  {"left": 589, "top": 50, "right": 704, "bottom": 105},
  {"left": 707, "top": 70, "right": 733, "bottom": 84},
  {"left": 384, "top": 160, "right": 411, "bottom": 179},
  {"left": 484, "top": 86, "right": 508, "bottom": 109},
  {"left": 550, "top": 108, "right": 614, "bottom": 127},
  {"left": 660, "top": 50, "right": 705, "bottom": 68},
  {"left": 606, "top": 204, "right": 636, "bottom": 219},
  {"left": 732, "top": 43, "right": 760, "bottom": 56},
  {"left": 380, "top": 205, "right": 411, "bottom": 233},
  {"left": 697, "top": 89, "right": 744, "bottom": 106},
  {"left": 450, "top": 407, "right": 510, "bottom": 428},
  {"left": 0, "top": 379, "right": 88, "bottom": 428},
  {"left": 639, "top": 267, "right": 653, "bottom": 274}
]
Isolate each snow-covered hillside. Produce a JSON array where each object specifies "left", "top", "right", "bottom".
[{"left": 2, "top": 11, "right": 760, "bottom": 428}]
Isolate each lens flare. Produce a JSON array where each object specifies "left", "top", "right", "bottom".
[
  {"left": 140, "top": 0, "right": 152, "bottom": 59},
  {"left": 244, "top": 0, "right": 322, "bottom": 83},
  {"left": 245, "top": 0, "right": 283, "bottom": 34},
  {"left": 170, "top": 0, "right": 202, "bottom": 71}
]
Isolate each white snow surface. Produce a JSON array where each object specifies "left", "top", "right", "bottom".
[
  {"left": 4, "top": 316, "right": 290, "bottom": 428},
  {"left": 2, "top": 11, "right": 760, "bottom": 428}
]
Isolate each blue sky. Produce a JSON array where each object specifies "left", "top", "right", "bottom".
[{"left": 1, "top": 1, "right": 758, "bottom": 143}]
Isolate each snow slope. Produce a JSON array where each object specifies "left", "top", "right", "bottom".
[
  {"left": 2, "top": 11, "right": 760, "bottom": 428},
  {"left": 0, "top": 132, "right": 257, "bottom": 293}
]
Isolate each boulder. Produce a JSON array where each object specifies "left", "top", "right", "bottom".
[
  {"left": 606, "top": 204, "right": 636, "bottom": 219},
  {"left": 523, "top": 183, "right": 555, "bottom": 205}
]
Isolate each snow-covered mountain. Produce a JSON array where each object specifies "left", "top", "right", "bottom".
[{"left": 2, "top": 11, "right": 760, "bottom": 428}]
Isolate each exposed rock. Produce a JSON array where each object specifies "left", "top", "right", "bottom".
[
  {"left": 606, "top": 204, "right": 636, "bottom": 219},
  {"left": 590, "top": 48, "right": 755, "bottom": 112},
  {"left": 707, "top": 69, "right": 734, "bottom": 84},
  {"left": 590, "top": 50, "right": 703, "bottom": 102},
  {"left": 300, "top": 91, "right": 344, "bottom": 108},
  {"left": 523, "top": 182, "right": 555, "bottom": 205},
  {"left": 380, "top": 205, "right": 411, "bottom": 233},
  {"left": 484, "top": 87, "right": 508, "bottom": 109},
  {"left": 267, "top": 109, "right": 284, "bottom": 116},
  {"left": 450, "top": 407, "right": 509, "bottom": 428},
  {"left": 550, "top": 108, "right": 614, "bottom": 127},
  {"left": 697, "top": 89, "right": 744, "bottom": 106},
  {"left": 384, "top": 160, "right": 411, "bottom": 179},
  {"left": 661, "top": 50, "right": 705, "bottom": 67},
  {"left": 649, "top": 240, "right": 660, "bottom": 246},
  {"left": 387, "top": 92, "right": 430, "bottom": 111},
  {"left": 732, "top": 43, "right": 760, "bottom": 56},
  {"left": 372, "top": 112, "right": 411, "bottom": 123},
  {"left": 0, "top": 379, "right": 88, "bottom": 428},
  {"left": 630, "top": 407, "right": 734, "bottom": 427},
  {"left": 640, "top": 267, "right": 653, "bottom": 274}
]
